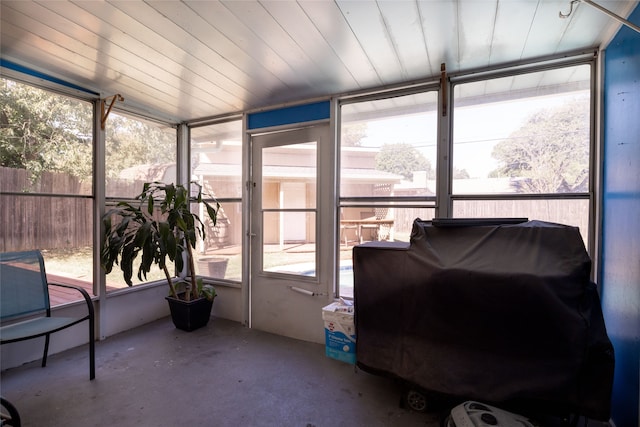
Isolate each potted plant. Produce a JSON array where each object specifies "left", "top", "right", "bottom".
[{"left": 101, "top": 181, "right": 220, "bottom": 331}]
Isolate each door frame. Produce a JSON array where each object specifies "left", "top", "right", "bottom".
[{"left": 244, "top": 122, "right": 336, "bottom": 343}]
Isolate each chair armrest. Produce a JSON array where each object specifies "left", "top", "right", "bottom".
[
  {"left": 47, "top": 282, "right": 95, "bottom": 319},
  {"left": 46, "top": 281, "right": 96, "bottom": 380}
]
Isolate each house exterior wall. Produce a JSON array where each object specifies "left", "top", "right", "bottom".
[{"left": 601, "top": 5, "right": 640, "bottom": 426}]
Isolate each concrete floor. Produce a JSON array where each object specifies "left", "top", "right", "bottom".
[{"left": 1, "top": 317, "right": 442, "bottom": 427}]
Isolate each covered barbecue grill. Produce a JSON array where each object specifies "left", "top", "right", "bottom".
[{"left": 353, "top": 219, "right": 614, "bottom": 420}]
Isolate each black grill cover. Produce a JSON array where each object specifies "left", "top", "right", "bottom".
[{"left": 353, "top": 219, "right": 614, "bottom": 420}]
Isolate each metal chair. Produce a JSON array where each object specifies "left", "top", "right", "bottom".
[{"left": 0, "top": 250, "right": 95, "bottom": 380}]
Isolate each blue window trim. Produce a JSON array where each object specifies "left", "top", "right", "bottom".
[
  {"left": 1, "top": 59, "right": 99, "bottom": 96},
  {"left": 248, "top": 101, "right": 330, "bottom": 130}
]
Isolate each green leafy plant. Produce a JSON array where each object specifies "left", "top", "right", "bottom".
[{"left": 101, "top": 181, "right": 219, "bottom": 301}]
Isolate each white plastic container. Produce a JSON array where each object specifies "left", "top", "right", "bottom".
[
  {"left": 446, "top": 401, "right": 539, "bottom": 427},
  {"left": 322, "top": 301, "right": 356, "bottom": 364}
]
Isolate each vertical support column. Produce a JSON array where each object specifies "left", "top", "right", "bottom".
[
  {"left": 436, "top": 63, "right": 452, "bottom": 218},
  {"left": 329, "top": 97, "right": 339, "bottom": 299},
  {"left": 176, "top": 123, "right": 189, "bottom": 187},
  {"left": 241, "top": 116, "right": 251, "bottom": 328},
  {"left": 591, "top": 54, "right": 603, "bottom": 283},
  {"left": 93, "top": 98, "right": 107, "bottom": 340},
  {"left": 177, "top": 123, "right": 190, "bottom": 279}
]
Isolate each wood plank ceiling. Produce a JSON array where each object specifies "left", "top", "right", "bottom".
[{"left": 1, "top": 1, "right": 637, "bottom": 123}]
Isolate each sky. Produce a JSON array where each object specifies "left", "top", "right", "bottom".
[{"left": 359, "top": 93, "right": 583, "bottom": 178}]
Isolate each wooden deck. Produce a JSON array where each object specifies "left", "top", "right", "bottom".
[{"left": 46, "top": 274, "right": 120, "bottom": 306}]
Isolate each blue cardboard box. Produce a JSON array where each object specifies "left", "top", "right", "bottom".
[{"left": 322, "top": 301, "right": 356, "bottom": 364}]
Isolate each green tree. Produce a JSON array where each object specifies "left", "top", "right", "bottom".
[
  {"left": 105, "top": 113, "right": 176, "bottom": 179},
  {"left": 0, "top": 78, "right": 93, "bottom": 181},
  {"left": 490, "top": 98, "right": 589, "bottom": 193},
  {"left": 453, "top": 167, "right": 470, "bottom": 179},
  {"left": 0, "top": 78, "right": 175, "bottom": 184},
  {"left": 341, "top": 122, "right": 367, "bottom": 147},
  {"left": 375, "top": 143, "right": 433, "bottom": 180}
]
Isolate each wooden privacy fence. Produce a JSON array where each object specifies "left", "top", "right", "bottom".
[
  {"left": 1, "top": 166, "right": 589, "bottom": 252},
  {"left": 392, "top": 199, "right": 588, "bottom": 244},
  {"left": 0, "top": 167, "right": 230, "bottom": 252},
  {"left": 1, "top": 167, "right": 93, "bottom": 252}
]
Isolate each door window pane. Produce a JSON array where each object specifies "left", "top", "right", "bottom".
[
  {"left": 262, "top": 142, "right": 317, "bottom": 209},
  {"left": 260, "top": 141, "right": 317, "bottom": 277},
  {"left": 262, "top": 211, "right": 317, "bottom": 276}
]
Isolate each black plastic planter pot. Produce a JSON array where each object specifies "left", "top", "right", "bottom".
[{"left": 165, "top": 295, "right": 213, "bottom": 332}]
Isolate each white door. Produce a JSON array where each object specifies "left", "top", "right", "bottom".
[{"left": 249, "top": 125, "right": 333, "bottom": 343}]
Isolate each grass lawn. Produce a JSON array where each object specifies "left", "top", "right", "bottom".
[{"left": 38, "top": 234, "right": 407, "bottom": 288}]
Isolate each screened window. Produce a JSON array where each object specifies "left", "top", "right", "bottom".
[
  {"left": 190, "top": 119, "right": 243, "bottom": 282},
  {"left": 451, "top": 64, "right": 592, "bottom": 244},
  {"left": 104, "top": 112, "right": 177, "bottom": 289},
  {"left": 338, "top": 90, "right": 439, "bottom": 297},
  {"left": 105, "top": 112, "right": 177, "bottom": 199},
  {"left": 0, "top": 77, "right": 94, "bottom": 304},
  {"left": 337, "top": 60, "right": 595, "bottom": 298}
]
